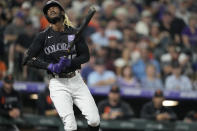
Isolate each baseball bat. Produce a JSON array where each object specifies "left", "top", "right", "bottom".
[{"left": 66, "top": 6, "right": 96, "bottom": 55}]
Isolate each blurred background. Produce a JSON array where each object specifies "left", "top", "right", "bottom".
[{"left": 0, "top": 0, "right": 197, "bottom": 131}]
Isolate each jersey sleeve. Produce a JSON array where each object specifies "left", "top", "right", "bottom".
[
  {"left": 23, "top": 31, "right": 49, "bottom": 70},
  {"left": 70, "top": 36, "right": 90, "bottom": 67}
]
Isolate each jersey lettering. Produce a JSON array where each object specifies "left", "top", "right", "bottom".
[
  {"left": 68, "top": 35, "right": 75, "bottom": 42},
  {"left": 44, "top": 43, "right": 71, "bottom": 55}
]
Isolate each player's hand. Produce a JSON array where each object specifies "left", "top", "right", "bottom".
[
  {"left": 59, "top": 57, "right": 71, "bottom": 67},
  {"left": 47, "top": 63, "right": 62, "bottom": 74}
]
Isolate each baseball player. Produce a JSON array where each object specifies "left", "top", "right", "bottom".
[{"left": 23, "top": 0, "right": 100, "bottom": 131}]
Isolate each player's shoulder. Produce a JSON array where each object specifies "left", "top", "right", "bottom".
[
  {"left": 65, "top": 25, "right": 78, "bottom": 34},
  {"left": 40, "top": 27, "right": 51, "bottom": 34},
  {"left": 35, "top": 27, "right": 50, "bottom": 38}
]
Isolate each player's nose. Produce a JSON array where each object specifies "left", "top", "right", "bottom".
[{"left": 48, "top": 6, "right": 56, "bottom": 12}]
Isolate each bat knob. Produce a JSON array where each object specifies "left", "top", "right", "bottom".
[{"left": 90, "top": 6, "right": 96, "bottom": 12}]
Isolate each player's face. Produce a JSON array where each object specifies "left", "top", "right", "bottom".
[{"left": 47, "top": 6, "right": 61, "bottom": 19}]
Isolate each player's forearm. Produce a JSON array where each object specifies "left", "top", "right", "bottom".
[
  {"left": 71, "top": 53, "right": 90, "bottom": 67},
  {"left": 71, "top": 37, "right": 90, "bottom": 67},
  {"left": 26, "top": 57, "right": 49, "bottom": 70}
]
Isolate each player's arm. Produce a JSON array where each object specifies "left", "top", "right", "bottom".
[
  {"left": 23, "top": 32, "right": 49, "bottom": 70},
  {"left": 70, "top": 36, "right": 90, "bottom": 67}
]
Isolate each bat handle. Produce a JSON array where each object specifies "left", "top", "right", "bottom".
[
  {"left": 90, "top": 6, "right": 96, "bottom": 12},
  {"left": 62, "top": 50, "right": 70, "bottom": 58}
]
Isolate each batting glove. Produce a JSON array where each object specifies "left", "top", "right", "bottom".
[
  {"left": 47, "top": 63, "right": 62, "bottom": 74},
  {"left": 59, "top": 57, "right": 71, "bottom": 67}
]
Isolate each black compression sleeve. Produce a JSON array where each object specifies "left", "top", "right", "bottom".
[
  {"left": 23, "top": 31, "right": 50, "bottom": 69},
  {"left": 27, "top": 57, "right": 49, "bottom": 70},
  {"left": 70, "top": 37, "right": 90, "bottom": 67},
  {"left": 26, "top": 32, "right": 45, "bottom": 59}
]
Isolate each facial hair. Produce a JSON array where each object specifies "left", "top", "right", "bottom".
[{"left": 46, "top": 12, "right": 64, "bottom": 24}]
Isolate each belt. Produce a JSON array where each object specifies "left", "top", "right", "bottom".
[{"left": 51, "top": 71, "right": 76, "bottom": 78}]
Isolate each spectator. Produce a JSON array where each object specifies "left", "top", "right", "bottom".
[
  {"left": 0, "top": 37, "right": 4, "bottom": 61},
  {"left": 122, "top": 26, "right": 133, "bottom": 43},
  {"left": 141, "top": 89, "right": 176, "bottom": 121},
  {"left": 132, "top": 46, "right": 160, "bottom": 81},
  {"left": 117, "top": 65, "right": 140, "bottom": 88},
  {"left": 4, "top": 11, "right": 25, "bottom": 74},
  {"left": 100, "top": 0, "right": 115, "bottom": 21},
  {"left": 105, "top": 19, "right": 123, "bottom": 41},
  {"left": 142, "top": 64, "right": 163, "bottom": 89},
  {"left": 4, "top": 12, "right": 25, "bottom": 42},
  {"left": 150, "top": 22, "right": 172, "bottom": 61},
  {"left": 105, "top": 38, "right": 122, "bottom": 71},
  {"left": 90, "top": 24, "right": 109, "bottom": 47},
  {"left": 161, "top": 45, "right": 188, "bottom": 64},
  {"left": 161, "top": 45, "right": 188, "bottom": 69},
  {"left": 191, "top": 73, "right": 197, "bottom": 90},
  {"left": 114, "top": 48, "right": 132, "bottom": 76},
  {"left": 72, "top": 0, "right": 89, "bottom": 17},
  {"left": 167, "top": 4, "right": 186, "bottom": 44},
  {"left": 160, "top": 44, "right": 190, "bottom": 81},
  {"left": 149, "top": 22, "right": 161, "bottom": 49},
  {"left": 182, "top": 15, "right": 197, "bottom": 51},
  {"left": 124, "top": 40, "right": 140, "bottom": 64},
  {"left": 135, "top": 10, "right": 152, "bottom": 36},
  {"left": 15, "top": 20, "right": 35, "bottom": 80},
  {"left": 184, "top": 110, "right": 197, "bottom": 123},
  {"left": 114, "top": 7, "right": 129, "bottom": 29},
  {"left": 29, "top": 0, "right": 42, "bottom": 30},
  {"left": 127, "top": 4, "right": 139, "bottom": 22},
  {"left": 165, "top": 61, "right": 192, "bottom": 91},
  {"left": 98, "top": 85, "right": 134, "bottom": 120},
  {"left": 87, "top": 58, "right": 116, "bottom": 87},
  {"left": 175, "top": 1, "right": 191, "bottom": 24},
  {"left": 0, "top": 58, "right": 6, "bottom": 80},
  {"left": 0, "top": 74, "right": 22, "bottom": 131},
  {"left": 159, "top": 11, "right": 173, "bottom": 37},
  {"left": 81, "top": 55, "right": 95, "bottom": 83},
  {"left": 37, "top": 87, "right": 57, "bottom": 116},
  {"left": 14, "top": 20, "right": 44, "bottom": 81},
  {"left": 0, "top": 12, "right": 8, "bottom": 54}
]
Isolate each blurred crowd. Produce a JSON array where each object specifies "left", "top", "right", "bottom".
[
  {"left": 1, "top": 75, "right": 197, "bottom": 131},
  {"left": 0, "top": 0, "right": 197, "bottom": 92}
]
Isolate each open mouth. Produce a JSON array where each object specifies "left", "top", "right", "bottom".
[{"left": 50, "top": 11, "right": 56, "bottom": 15}]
